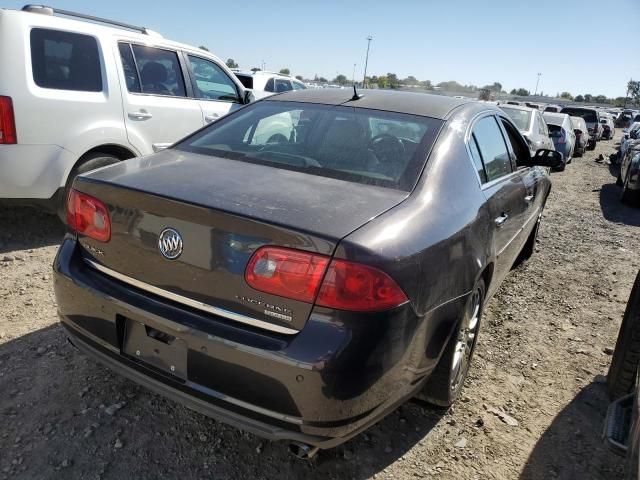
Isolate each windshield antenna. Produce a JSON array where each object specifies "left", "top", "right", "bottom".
[{"left": 351, "top": 84, "right": 363, "bottom": 101}]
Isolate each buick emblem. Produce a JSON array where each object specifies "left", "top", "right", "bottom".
[{"left": 158, "top": 228, "right": 183, "bottom": 260}]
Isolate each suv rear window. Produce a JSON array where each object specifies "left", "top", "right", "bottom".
[
  {"left": 560, "top": 108, "right": 597, "bottom": 123},
  {"left": 30, "top": 28, "right": 102, "bottom": 92},
  {"left": 500, "top": 107, "right": 531, "bottom": 132},
  {"left": 175, "top": 101, "right": 442, "bottom": 191}
]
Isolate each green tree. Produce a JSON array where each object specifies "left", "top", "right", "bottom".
[
  {"left": 574, "top": 94, "right": 584, "bottom": 102},
  {"left": 509, "top": 88, "right": 517, "bottom": 95},
  {"left": 421, "top": 80, "right": 433, "bottom": 90},
  {"left": 333, "top": 74, "right": 348, "bottom": 85},
  {"left": 279, "top": 68, "right": 291, "bottom": 75},
  {"left": 387, "top": 73, "right": 399, "bottom": 89},
  {"left": 627, "top": 80, "right": 640, "bottom": 105},
  {"left": 295, "top": 75, "right": 303, "bottom": 81},
  {"left": 251, "top": 67, "right": 261, "bottom": 72},
  {"left": 377, "top": 75, "right": 388, "bottom": 89},
  {"left": 482, "top": 82, "right": 502, "bottom": 93},
  {"left": 584, "top": 94, "right": 593, "bottom": 103},
  {"left": 402, "top": 75, "right": 418, "bottom": 85},
  {"left": 317, "top": 76, "right": 328, "bottom": 83},
  {"left": 560, "top": 91, "right": 573, "bottom": 100},
  {"left": 478, "top": 88, "right": 492, "bottom": 101},
  {"left": 225, "top": 58, "right": 238, "bottom": 69},
  {"left": 594, "top": 95, "right": 608, "bottom": 104},
  {"left": 199, "top": 45, "right": 209, "bottom": 51},
  {"left": 513, "top": 88, "right": 530, "bottom": 96}
]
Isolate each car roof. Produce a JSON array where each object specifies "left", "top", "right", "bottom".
[
  {"left": 561, "top": 106, "right": 598, "bottom": 113},
  {"left": 266, "top": 89, "right": 471, "bottom": 119}
]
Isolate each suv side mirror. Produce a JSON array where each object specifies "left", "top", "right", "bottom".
[
  {"left": 531, "top": 148, "right": 564, "bottom": 170},
  {"left": 243, "top": 90, "right": 255, "bottom": 105}
]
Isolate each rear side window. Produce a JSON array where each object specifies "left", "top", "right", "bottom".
[
  {"left": 275, "top": 79, "right": 292, "bottom": 93},
  {"left": 264, "top": 78, "right": 275, "bottom": 92},
  {"left": 235, "top": 74, "right": 253, "bottom": 89},
  {"left": 30, "top": 28, "right": 102, "bottom": 92},
  {"left": 472, "top": 116, "right": 512, "bottom": 181},
  {"left": 127, "top": 45, "right": 186, "bottom": 97},
  {"left": 468, "top": 135, "right": 488, "bottom": 183}
]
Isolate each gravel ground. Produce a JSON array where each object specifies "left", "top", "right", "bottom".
[{"left": 1, "top": 134, "right": 638, "bottom": 480}]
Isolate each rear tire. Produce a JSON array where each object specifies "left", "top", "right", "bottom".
[
  {"left": 418, "top": 279, "right": 486, "bottom": 407},
  {"left": 57, "top": 153, "right": 120, "bottom": 222},
  {"left": 621, "top": 170, "right": 640, "bottom": 206},
  {"left": 607, "top": 271, "right": 640, "bottom": 400}
]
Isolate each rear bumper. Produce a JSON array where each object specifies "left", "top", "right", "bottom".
[
  {"left": 54, "top": 237, "right": 463, "bottom": 447},
  {"left": 0, "top": 144, "right": 75, "bottom": 199}
]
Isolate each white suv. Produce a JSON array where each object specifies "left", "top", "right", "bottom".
[
  {"left": 233, "top": 71, "right": 306, "bottom": 100},
  {"left": 0, "top": 5, "right": 251, "bottom": 215}
]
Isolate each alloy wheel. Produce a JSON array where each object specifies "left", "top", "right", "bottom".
[{"left": 450, "top": 288, "right": 482, "bottom": 391}]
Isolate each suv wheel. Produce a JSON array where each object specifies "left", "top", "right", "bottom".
[
  {"left": 57, "top": 153, "right": 120, "bottom": 222},
  {"left": 418, "top": 279, "right": 485, "bottom": 407},
  {"left": 607, "top": 271, "right": 640, "bottom": 400}
]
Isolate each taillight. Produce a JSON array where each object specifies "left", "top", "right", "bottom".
[
  {"left": 245, "top": 247, "right": 408, "bottom": 312},
  {"left": 316, "top": 259, "right": 408, "bottom": 311},
  {"left": 245, "top": 247, "right": 329, "bottom": 303},
  {"left": 0, "top": 96, "right": 17, "bottom": 144},
  {"left": 66, "top": 189, "right": 111, "bottom": 242}
]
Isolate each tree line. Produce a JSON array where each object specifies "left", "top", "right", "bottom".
[{"left": 217, "top": 56, "right": 639, "bottom": 107}]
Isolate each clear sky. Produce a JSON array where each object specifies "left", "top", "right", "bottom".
[{"left": 5, "top": 0, "right": 638, "bottom": 98}]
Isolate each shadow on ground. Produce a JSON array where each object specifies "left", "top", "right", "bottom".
[
  {"left": 0, "top": 206, "right": 64, "bottom": 254},
  {"left": 599, "top": 183, "right": 640, "bottom": 227},
  {"left": 520, "top": 381, "right": 625, "bottom": 480},
  {"left": 0, "top": 325, "right": 446, "bottom": 479}
]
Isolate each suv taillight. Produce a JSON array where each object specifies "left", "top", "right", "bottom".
[
  {"left": 245, "top": 247, "right": 408, "bottom": 312},
  {"left": 0, "top": 96, "right": 17, "bottom": 144},
  {"left": 66, "top": 189, "right": 111, "bottom": 242}
]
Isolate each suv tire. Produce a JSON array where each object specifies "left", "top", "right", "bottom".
[{"left": 57, "top": 153, "right": 120, "bottom": 222}]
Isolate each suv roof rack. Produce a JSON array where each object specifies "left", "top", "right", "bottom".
[{"left": 21, "top": 5, "right": 161, "bottom": 36}]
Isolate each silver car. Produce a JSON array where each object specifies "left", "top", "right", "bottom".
[
  {"left": 499, "top": 104, "right": 555, "bottom": 157},
  {"left": 570, "top": 116, "right": 589, "bottom": 157},
  {"left": 599, "top": 113, "right": 616, "bottom": 140},
  {"left": 543, "top": 112, "right": 576, "bottom": 167}
]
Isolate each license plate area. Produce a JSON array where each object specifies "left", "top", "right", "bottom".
[{"left": 123, "top": 319, "right": 187, "bottom": 380}]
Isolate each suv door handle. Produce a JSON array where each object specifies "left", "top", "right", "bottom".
[
  {"left": 205, "top": 114, "right": 220, "bottom": 123},
  {"left": 495, "top": 213, "right": 509, "bottom": 227},
  {"left": 524, "top": 194, "right": 535, "bottom": 203},
  {"left": 128, "top": 111, "right": 153, "bottom": 120},
  {"left": 152, "top": 143, "right": 172, "bottom": 152}
]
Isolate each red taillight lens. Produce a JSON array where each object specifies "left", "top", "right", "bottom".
[
  {"left": 245, "top": 247, "right": 330, "bottom": 303},
  {"left": 244, "top": 247, "right": 408, "bottom": 312},
  {"left": 316, "top": 259, "right": 408, "bottom": 311},
  {"left": 0, "top": 96, "right": 17, "bottom": 144},
  {"left": 66, "top": 189, "right": 111, "bottom": 242}
]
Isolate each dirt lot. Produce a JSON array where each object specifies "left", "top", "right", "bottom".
[{"left": 1, "top": 134, "right": 639, "bottom": 480}]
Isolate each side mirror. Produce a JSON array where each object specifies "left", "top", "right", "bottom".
[
  {"left": 243, "top": 90, "right": 255, "bottom": 105},
  {"left": 531, "top": 149, "right": 564, "bottom": 170}
]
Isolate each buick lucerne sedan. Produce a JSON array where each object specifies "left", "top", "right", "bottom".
[{"left": 54, "top": 89, "right": 562, "bottom": 458}]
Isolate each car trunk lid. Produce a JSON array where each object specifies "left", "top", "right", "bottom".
[{"left": 73, "top": 149, "right": 408, "bottom": 333}]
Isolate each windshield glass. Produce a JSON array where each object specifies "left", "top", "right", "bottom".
[
  {"left": 500, "top": 107, "right": 532, "bottom": 131},
  {"left": 175, "top": 101, "right": 442, "bottom": 191}
]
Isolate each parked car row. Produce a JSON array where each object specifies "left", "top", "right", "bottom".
[{"left": 617, "top": 123, "right": 640, "bottom": 206}]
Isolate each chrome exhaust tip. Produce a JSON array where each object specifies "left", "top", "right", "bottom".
[{"left": 288, "top": 441, "right": 319, "bottom": 460}]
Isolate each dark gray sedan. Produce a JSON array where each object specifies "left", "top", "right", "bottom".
[{"left": 53, "top": 90, "right": 561, "bottom": 457}]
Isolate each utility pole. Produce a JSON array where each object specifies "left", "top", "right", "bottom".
[
  {"left": 362, "top": 35, "right": 373, "bottom": 89},
  {"left": 261, "top": 60, "right": 265, "bottom": 71},
  {"left": 534, "top": 72, "right": 542, "bottom": 96}
]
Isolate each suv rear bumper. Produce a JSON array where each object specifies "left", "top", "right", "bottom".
[
  {"left": 54, "top": 237, "right": 461, "bottom": 448},
  {"left": 0, "top": 144, "right": 74, "bottom": 199}
]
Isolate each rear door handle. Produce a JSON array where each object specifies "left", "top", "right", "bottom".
[
  {"left": 204, "top": 114, "right": 220, "bottom": 123},
  {"left": 495, "top": 213, "right": 509, "bottom": 227},
  {"left": 128, "top": 111, "right": 153, "bottom": 120},
  {"left": 524, "top": 194, "right": 535, "bottom": 203}
]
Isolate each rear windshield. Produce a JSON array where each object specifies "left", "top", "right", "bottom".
[
  {"left": 561, "top": 108, "right": 597, "bottom": 123},
  {"left": 500, "top": 107, "right": 531, "bottom": 131},
  {"left": 175, "top": 101, "right": 442, "bottom": 191}
]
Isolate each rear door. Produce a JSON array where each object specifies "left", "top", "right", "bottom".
[
  {"left": 183, "top": 53, "right": 244, "bottom": 125},
  {"left": 469, "top": 115, "right": 529, "bottom": 283},
  {"left": 117, "top": 42, "right": 204, "bottom": 154}
]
